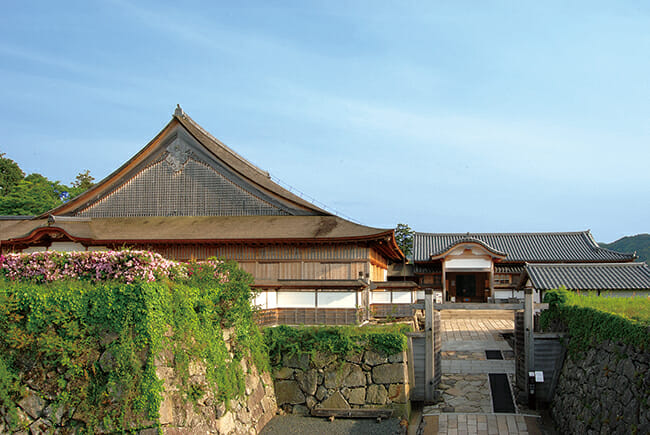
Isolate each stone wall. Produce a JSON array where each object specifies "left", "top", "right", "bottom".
[
  {"left": 551, "top": 340, "right": 650, "bottom": 434},
  {"left": 152, "top": 352, "right": 277, "bottom": 434},
  {"left": 1, "top": 328, "right": 277, "bottom": 435},
  {"left": 273, "top": 349, "right": 410, "bottom": 419}
]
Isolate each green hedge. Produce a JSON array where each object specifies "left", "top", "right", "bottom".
[
  {"left": 0, "top": 260, "right": 267, "bottom": 433},
  {"left": 264, "top": 324, "right": 410, "bottom": 369},
  {"left": 540, "top": 288, "right": 650, "bottom": 355}
]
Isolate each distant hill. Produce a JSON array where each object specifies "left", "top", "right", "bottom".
[{"left": 600, "top": 234, "right": 650, "bottom": 263}]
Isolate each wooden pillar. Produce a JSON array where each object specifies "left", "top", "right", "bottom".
[
  {"left": 524, "top": 288, "right": 535, "bottom": 375},
  {"left": 441, "top": 260, "right": 447, "bottom": 302},
  {"left": 424, "top": 287, "right": 435, "bottom": 402}
]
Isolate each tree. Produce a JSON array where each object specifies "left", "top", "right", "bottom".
[
  {"left": 0, "top": 173, "right": 67, "bottom": 215},
  {"left": 395, "top": 223, "right": 414, "bottom": 259},
  {"left": 0, "top": 153, "right": 25, "bottom": 197},
  {"left": 71, "top": 169, "right": 95, "bottom": 190},
  {"left": 69, "top": 169, "right": 95, "bottom": 197}
]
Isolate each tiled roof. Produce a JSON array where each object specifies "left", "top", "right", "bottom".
[
  {"left": 413, "top": 231, "right": 634, "bottom": 263},
  {"left": 414, "top": 263, "right": 442, "bottom": 274},
  {"left": 495, "top": 264, "right": 524, "bottom": 274},
  {"left": 524, "top": 262, "right": 650, "bottom": 291}
]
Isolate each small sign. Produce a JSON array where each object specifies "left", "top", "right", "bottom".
[{"left": 535, "top": 371, "right": 544, "bottom": 382}]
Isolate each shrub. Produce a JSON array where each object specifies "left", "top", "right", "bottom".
[
  {"left": 0, "top": 252, "right": 267, "bottom": 432},
  {"left": 541, "top": 287, "right": 650, "bottom": 355}
]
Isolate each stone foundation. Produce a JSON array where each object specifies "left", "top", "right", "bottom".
[
  {"left": 551, "top": 340, "right": 650, "bottom": 434},
  {"left": 152, "top": 354, "right": 277, "bottom": 434},
  {"left": 273, "top": 349, "right": 410, "bottom": 419},
  {"left": 1, "top": 328, "right": 277, "bottom": 435}
]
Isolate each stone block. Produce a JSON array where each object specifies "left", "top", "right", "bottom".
[
  {"left": 388, "top": 384, "right": 407, "bottom": 403},
  {"left": 343, "top": 364, "right": 365, "bottom": 387},
  {"left": 323, "top": 364, "right": 346, "bottom": 389},
  {"left": 296, "top": 369, "right": 319, "bottom": 396},
  {"left": 311, "top": 351, "right": 338, "bottom": 369},
  {"left": 158, "top": 392, "right": 174, "bottom": 425},
  {"left": 216, "top": 411, "right": 236, "bottom": 435},
  {"left": 28, "top": 417, "right": 51, "bottom": 435},
  {"left": 274, "top": 367, "right": 294, "bottom": 380},
  {"left": 261, "top": 395, "right": 276, "bottom": 414},
  {"left": 18, "top": 389, "right": 45, "bottom": 420},
  {"left": 344, "top": 352, "right": 363, "bottom": 364},
  {"left": 315, "top": 385, "right": 327, "bottom": 401},
  {"left": 255, "top": 409, "right": 275, "bottom": 434},
  {"left": 364, "top": 350, "right": 387, "bottom": 366},
  {"left": 274, "top": 380, "right": 305, "bottom": 405},
  {"left": 283, "top": 353, "right": 310, "bottom": 370},
  {"left": 246, "top": 383, "right": 266, "bottom": 410},
  {"left": 372, "top": 363, "right": 405, "bottom": 384},
  {"left": 388, "top": 352, "right": 405, "bottom": 364},
  {"left": 319, "top": 391, "right": 350, "bottom": 409},
  {"left": 43, "top": 403, "right": 68, "bottom": 426},
  {"left": 261, "top": 370, "right": 273, "bottom": 386},
  {"left": 306, "top": 395, "right": 317, "bottom": 410},
  {"left": 98, "top": 350, "right": 117, "bottom": 373},
  {"left": 366, "top": 385, "right": 387, "bottom": 404},
  {"left": 245, "top": 372, "right": 260, "bottom": 395},
  {"left": 348, "top": 387, "right": 366, "bottom": 405}
]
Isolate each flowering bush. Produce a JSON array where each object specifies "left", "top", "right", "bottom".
[{"left": 0, "top": 250, "right": 228, "bottom": 284}]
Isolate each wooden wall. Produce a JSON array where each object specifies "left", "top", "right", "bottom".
[{"left": 145, "top": 243, "right": 390, "bottom": 283}]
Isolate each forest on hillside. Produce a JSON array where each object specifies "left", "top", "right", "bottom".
[{"left": 600, "top": 234, "right": 650, "bottom": 263}]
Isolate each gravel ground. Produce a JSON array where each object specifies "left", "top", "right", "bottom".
[{"left": 260, "top": 415, "right": 407, "bottom": 435}]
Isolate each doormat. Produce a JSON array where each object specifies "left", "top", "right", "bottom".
[
  {"left": 489, "top": 373, "right": 516, "bottom": 413},
  {"left": 485, "top": 350, "right": 503, "bottom": 360}
]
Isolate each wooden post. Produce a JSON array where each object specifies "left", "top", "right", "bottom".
[
  {"left": 524, "top": 288, "right": 534, "bottom": 376},
  {"left": 424, "top": 288, "right": 434, "bottom": 402}
]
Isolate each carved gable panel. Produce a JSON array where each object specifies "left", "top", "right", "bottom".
[{"left": 78, "top": 158, "right": 288, "bottom": 217}]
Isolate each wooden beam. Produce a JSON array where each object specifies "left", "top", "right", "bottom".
[
  {"left": 524, "top": 288, "right": 535, "bottom": 378},
  {"left": 311, "top": 408, "right": 393, "bottom": 419}
]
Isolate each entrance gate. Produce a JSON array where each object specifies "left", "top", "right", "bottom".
[{"left": 406, "top": 288, "right": 545, "bottom": 403}]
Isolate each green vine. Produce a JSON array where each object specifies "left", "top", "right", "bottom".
[
  {"left": 540, "top": 287, "right": 650, "bottom": 356},
  {"left": 264, "top": 324, "right": 410, "bottom": 369},
  {"left": 0, "top": 258, "right": 269, "bottom": 433}
]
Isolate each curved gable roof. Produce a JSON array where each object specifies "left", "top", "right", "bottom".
[
  {"left": 414, "top": 231, "right": 635, "bottom": 263},
  {"left": 44, "top": 106, "right": 329, "bottom": 218},
  {"left": 428, "top": 236, "right": 507, "bottom": 259}
]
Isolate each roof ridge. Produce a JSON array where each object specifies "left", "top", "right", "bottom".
[
  {"left": 414, "top": 230, "right": 591, "bottom": 236},
  {"left": 174, "top": 108, "right": 270, "bottom": 179},
  {"left": 528, "top": 262, "right": 648, "bottom": 267}
]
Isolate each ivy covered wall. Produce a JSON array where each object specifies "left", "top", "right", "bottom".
[{"left": 0, "top": 251, "right": 273, "bottom": 434}]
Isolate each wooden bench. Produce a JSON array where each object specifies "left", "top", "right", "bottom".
[{"left": 311, "top": 408, "right": 393, "bottom": 421}]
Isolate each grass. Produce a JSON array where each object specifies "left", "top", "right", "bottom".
[{"left": 563, "top": 290, "right": 650, "bottom": 324}]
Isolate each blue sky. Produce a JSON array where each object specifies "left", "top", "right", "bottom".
[{"left": 1, "top": 1, "right": 648, "bottom": 243}]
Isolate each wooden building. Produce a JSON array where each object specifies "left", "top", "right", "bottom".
[
  {"left": 412, "top": 231, "right": 637, "bottom": 304},
  {"left": 0, "top": 106, "right": 404, "bottom": 325},
  {"left": 518, "top": 262, "right": 650, "bottom": 299}
]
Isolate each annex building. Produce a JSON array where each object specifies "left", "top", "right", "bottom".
[{"left": 411, "top": 231, "right": 650, "bottom": 303}]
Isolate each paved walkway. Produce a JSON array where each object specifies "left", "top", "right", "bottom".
[{"left": 419, "top": 311, "right": 550, "bottom": 434}]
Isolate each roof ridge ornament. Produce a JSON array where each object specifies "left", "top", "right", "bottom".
[{"left": 174, "top": 104, "right": 184, "bottom": 118}]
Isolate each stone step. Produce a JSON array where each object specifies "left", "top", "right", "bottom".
[
  {"left": 440, "top": 309, "right": 516, "bottom": 320},
  {"left": 419, "top": 413, "right": 543, "bottom": 435}
]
